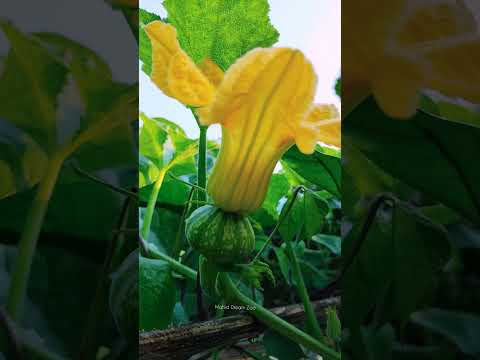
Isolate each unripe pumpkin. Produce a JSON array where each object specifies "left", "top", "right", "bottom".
[{"left": 185, "top": 205, "right": 255, "bottom": 266}]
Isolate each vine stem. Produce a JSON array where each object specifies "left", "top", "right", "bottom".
[
  {"left": 140, "top": 168, "right": 167, "bottom": 240},
  {"left": 144, "top": 241, "right": 197, "bottom": 281},
  {"left": 218, "top": 273, "right": 340, "bottom": 360},
  {"left": 285, "top": 230, "right": 323, "bottom": 341},
  {"left": 6, "top": 154, "right": 64, "bottom": 320}
]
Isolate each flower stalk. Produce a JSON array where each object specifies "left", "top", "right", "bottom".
[{"left": 6, "top": 154, "right": 64, "bottom": 319}]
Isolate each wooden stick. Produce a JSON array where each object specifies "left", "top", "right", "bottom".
[{"left": 139, "top": 297, "right": 340, "bottom": 360}]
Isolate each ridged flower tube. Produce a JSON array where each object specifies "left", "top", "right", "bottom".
[
  {"left": 199, "top": 48, "right": 340, "bottom": 214},
  {"left": 144, "top": 21, "right": 223, "bottom": 107}
]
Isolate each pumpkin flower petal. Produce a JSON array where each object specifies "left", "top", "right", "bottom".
[
  {"left": 199, "top": 58, "right": 224, "bottom": 87},
  {"left": 296, "top": 104, "right": 340, "bottom": 153},
  {"left": 144, "top": 21, "right": 216, "bottom": 107},
  {"left": 343, "top": 0, "right": 480, "bottom": 118},
  {"left": 205, "top": 48, "right": 338, "bottom": 214}
]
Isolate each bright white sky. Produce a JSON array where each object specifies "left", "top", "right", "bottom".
[{"left": 140, "top": 0, "right": 341, "bottom": 139}]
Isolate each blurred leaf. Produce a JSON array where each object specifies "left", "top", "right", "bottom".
[
  {"left": 361, "top": 324, "right": 394, "bottom": 360},
  {"left": 343, "top": 200, "right": 450, "bottom": 329},
  {"left": 0, "top": 22, "right": 68, "bottom": 152},
  {"left": 263, "top": 329, "right": 304, "bottom": 360},
  {"left": 420, "top": 94, "right": 480, "bottom": 129},
  {"left": 139, "top": 256, "right": 176, "bottom": 331},
  {"left": 312, "top": 234, "right": 341, "bottom": 255},
  {"left": 447, "top": 224, "right": 480, "bottom": 249},
  {"left": 326, "top": 306, "right": 342, "bottom": 342},
  {"left": 411, "top": 309, "right": 480, "bottom": 356},
  {"left": 344, "top": 97, "right": 480, "bottom": 224},
  {"left": 0, "top": 132, "right": 48, "bottom": 199},
  {"left": 0, "top": 176, "right": 122, "bottom": 242},
  {"left": 282, "top": 146, "right": 341, "bottom": 198},
  {"left": 273, "top": 246, "right": 291, "bottom": 285},
  {"left": 171, "top": 302, "right": 189, "bottom": 326},
  {"left": 36, "top": 31, "right": 136, "bottom": 171},
  {"left": 109, "top": 250, "right": 138, "bottom": 342},
  {"left": 335, "top": 77, "right": 341, "bottom": 97},
  {"left": 163, "top": 0, "right": 279, "bottom": 70}
]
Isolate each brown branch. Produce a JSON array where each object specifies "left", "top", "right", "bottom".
[{"left": 139, "top": 297, "right": 340, "bottom": 360}]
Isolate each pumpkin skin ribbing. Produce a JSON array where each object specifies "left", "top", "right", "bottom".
[{"left": 185, "top": 205, "right": 255, "bottom": 266}]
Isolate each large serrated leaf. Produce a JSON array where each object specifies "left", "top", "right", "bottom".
[{"left": 162, "top": 0, "right": 279, "bottom": 70}]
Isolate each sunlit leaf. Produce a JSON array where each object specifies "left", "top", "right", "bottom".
[{"left": 162, "top": 0, "right": 279, "bottom": 70}]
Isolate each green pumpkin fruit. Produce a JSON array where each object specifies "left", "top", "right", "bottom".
[{"left": 185, "top": 205, "right": 255, "bottom": 266}]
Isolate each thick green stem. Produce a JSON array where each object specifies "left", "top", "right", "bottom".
[
  {"left": 197, "top": 125, "right": 208, "bottom": 203},
  {"left": 218, "top": 273, "right": 340, "bottom": 360},
  {"left": 6, "top": 156, "right": 63, "bottom": 320},
  {"left": 141, "top": 168, "right": 167, "bottom": 240},
  {"left": 285, "top": 233, "right": 323, "bottom": 341}
]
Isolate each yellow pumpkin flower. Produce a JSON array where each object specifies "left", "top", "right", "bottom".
[
  {"left": 343, "top": 0, "right": 480, "bottom": 118},
  {"left": 144, "top": 21, "right": 223, "bottom": 107},
  {"left": 199, "top": 48, "right": 340, "bottom": 214}
]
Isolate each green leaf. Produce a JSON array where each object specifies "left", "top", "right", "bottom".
[
  {"left": 163, "top": 0, "right": 279, "bottom": 70},
  {"left": 279, "top": 191, "right": 329, "bottom": 242},
  {"left": 282, "top": 146, "right": 341, "bottom": 198},
  {"left": 312, "top": 234, "right": 341, "bottom": 255},
  {"left": 343, "top": 199, "right": 450, "bottom": 329},
  {"left": 411, "top": 309, "right": 480, "bottom": 356},
  {"left": 139, "top": 256, "right": 176, "bottom": 331},
  {"left": 139, "top": 113, "right": 197, "bottom": 186},
  {"left": 335, "top": 77, "right": 341, "bottom": 97},
  {"left": 0, "top": 22, "right": 68, "bottom": 152},
  {"left": 420, "top": 94, "right": 480, "bottom": 129},
  {"left": 361, "top": 324, "right": 395, "bottom": 360},
  {"left": 139, "top": 9, "right": 162, "bottom": 75},
  {"left": 139, "top": 176, "right": 191, "bottom": 206},
  {"left": 0, "top": 132, "right": 48, "bottom": 199},
  {"left": 252, "top": 173, "right": 290, "bottom": 226},
  {"left": 139, "top": 207, "right": 181, "bottom": 255},
  {"left": 109, "top": 250, "right": 138, "bottom": 342},
  {"left": 263, "top": 329, "right": 305, "bottom": 360},
  {"left": 344, "top": 97, "right": 480, "bottom": 224}
]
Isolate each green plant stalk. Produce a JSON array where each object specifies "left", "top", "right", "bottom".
[
  {"left": 173, "top": 187, "right": 195, "bottom": 258},
  {"left": 285, "top": 233, "right": 323, "bottom": 341},
  {"left": 197, "top": 125, "right": 208, "bottom": 203},
  {"left": 6, "top": 155, "right": 64, "bottom": 320},
  {"left": 140, "top": 168, "right": 167, "bottom": 240},
  {"left": 218, "top": 273, "right": 340, "bottom": 360}
]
